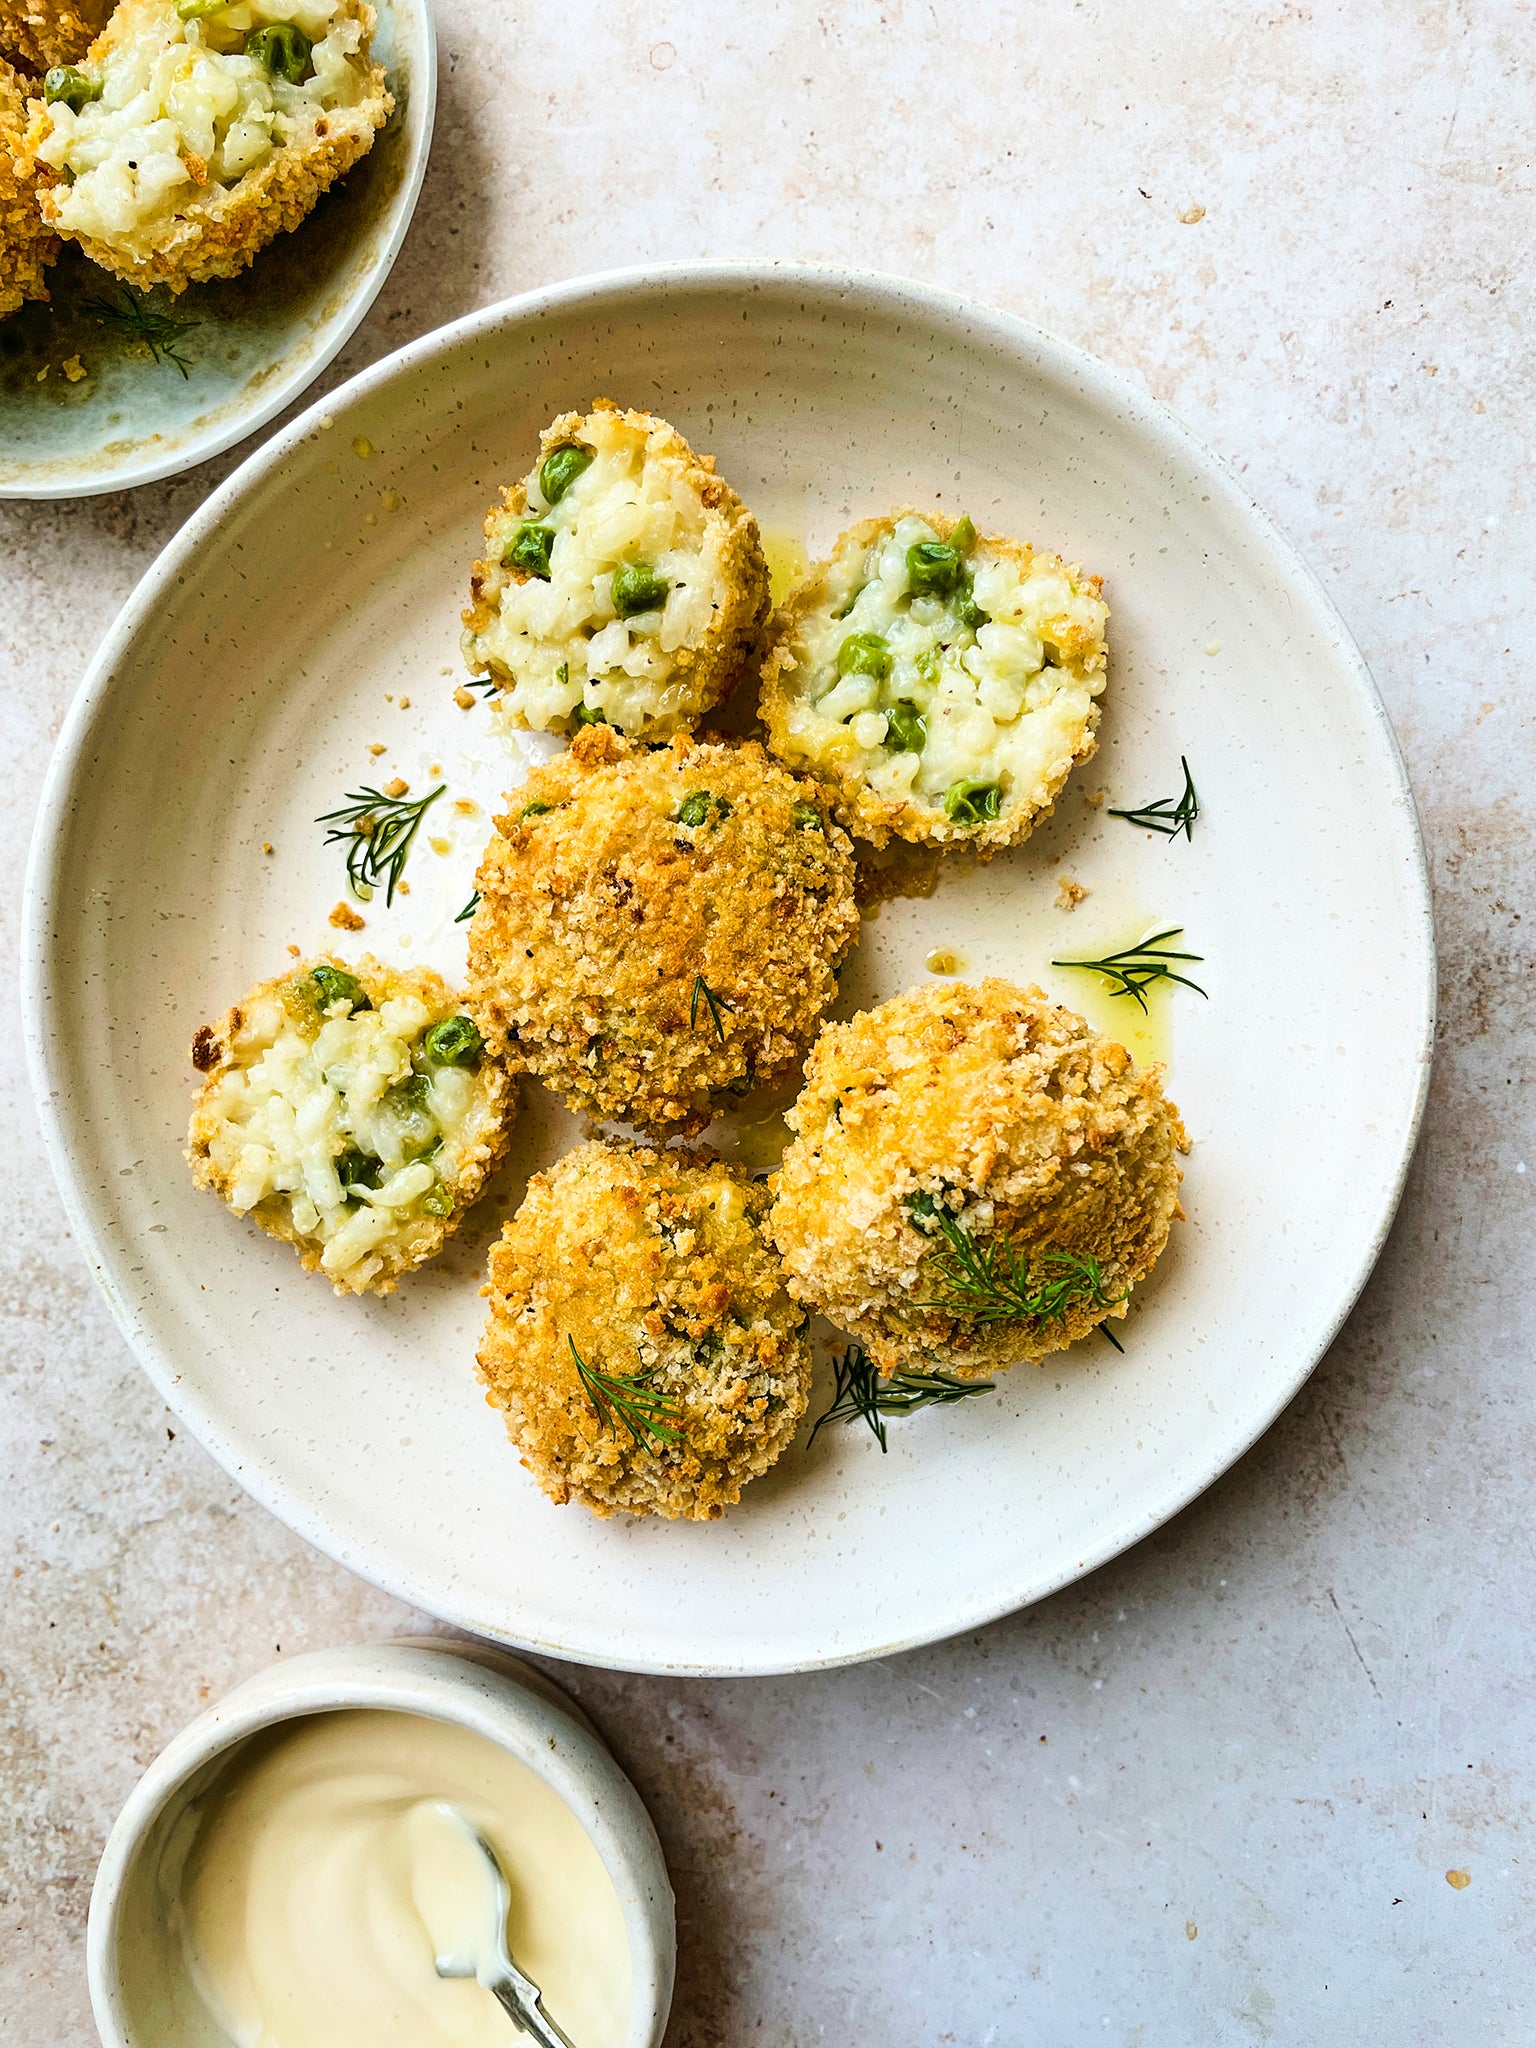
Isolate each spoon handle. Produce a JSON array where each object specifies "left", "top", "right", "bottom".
[{"left": 490, "top": 1968, "right": 578, "bottom": 2048}]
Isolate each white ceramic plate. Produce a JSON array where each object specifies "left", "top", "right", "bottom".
[
  {"left": 0, "top": 0, "right": 434, "bottom": 500},
  {"left": 23, "top": 264, "right": 1434, "bottom": 1675}
]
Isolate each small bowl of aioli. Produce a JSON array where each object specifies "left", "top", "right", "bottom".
[{"left": 86, "top": 1638, "right": 675, "bottom": 2048}]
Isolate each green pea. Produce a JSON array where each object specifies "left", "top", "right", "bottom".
[
  {"left": 611, "top": 560, "right": 670, "bottom": 617},
  {"left": 337, "top": 1148, "right": 381, "bottom": 1196},
  {"left": 422, "top": 1015, "right": 484, "bottom": 1067},
  {"left": 384, "top": 1074, "right": 436, "bottom": 1156},
  {"left": 836, "top": 631, "right": 892, "bottom": 683},
  {"left": 504, "top": 521, "right": 554, "bottom": 580},
  {"left": 312, "top": 965, "right": 370, "bottom": 1013},
  {"left": 676, "top": 790, "right": 713, "bottom": 827},
  {"left": 610, "top": 561, "right": 671, "bottom": 614},
  {"left": 791, "top": 801, "right": 824, "bottom": 831},
  {"left": 943, "top": 779, "right": 1003, "bottom": 827},
  {"left": 244, "top": 21, "right": 311, "bottom": 81},
  {"left": 572, "top": 703, "right": 607, "bottom": 726},
  {"left": 421, "top": 1182, "right": 455, "bottom": 1218},
  {"left": 884, "top": 699, "right": 927, "bottom": 754},
  {"left": 906, "top": 539, "right": 964, "bottom": 599},
  {"left": 520, "top": 798, "right": 553, "bottom": 820},
  {"left": 957, "top": 578, "right": 989, "bottom": 630},
  {"left": 538, "top": 442, "right": 593, "bottom": 505},
  {"left": 43, "top": 65, "right": 99, "bottom": 111}
]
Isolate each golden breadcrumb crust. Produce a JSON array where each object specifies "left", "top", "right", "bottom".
[
  {"left": 478, "top": 1141, "right": 811, "bottom": 1521},
  {"left": 462, "top": 398, "right": 771, "bottom": 734},
  {"left": 186, "top": 954, "right": 515, "bottom": 1297},
  {"left": 465, "top": 725, "right": 861, "bottom": 1134},
  {"left": 24, "top": 0, "right": 391, "bottom": 291},
  {"left": 0, "top": 0, "right": 104, "bottom": 75},
  {"left": 759, "top": 509, "right": 1107, "bottom": 852},
  {"left": 0, "top": 56, "right": 55, "bottom": 314},
  {"left": 769, "top": 979, "right": 1185, "bottom": 1378}
]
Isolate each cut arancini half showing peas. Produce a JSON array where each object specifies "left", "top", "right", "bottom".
[
  {"left": 461, "top": 398, "right": 771, "bottom": 738},
  {"left": 24, "top": 0, "right": 391, "bottom": 292},
  {"left": 0, "top": 56, "right": 56, "bottom": 315},
  {"left": 477, "top": 1142, "right": 812, "bottom": 1521},
  {"left": 759, "top": 510, "right": 1108, "bottom": 850},
  {"left": 768, "top": 979, "right": 1185, "bottom": 1380},
  {"left": 186, "top": 956, "right": 514, "bottom": 1297},
  {"left": 464, "top": 724, "right": 860, "bottom": 1134}
]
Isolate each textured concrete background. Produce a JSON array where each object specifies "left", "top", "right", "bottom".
[{"left": 3, "top": 2, "right": 1532, "bottom": 2040}]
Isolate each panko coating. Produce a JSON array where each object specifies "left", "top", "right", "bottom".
[
  {"left": 0, "top": 0, "right": 105, "bottom": 75},
  {"left": 465, "top": 724, "right": 861, "bottom": 1134},
  {"left": 461, "top": 399, "right": 771, "bottom": 738},
  {"left": 24, "top": 0, "right": 390, "bottom": 292},
  {"left": 769, "top": 979, "right": 1184, "bottom": 1379},
  {"left": 0, "top": 56, "right": 56, "bottom": 315},
  {"left": 760, "top": 510, "right": 1108, "bottom": 850},
  {"left": 187, "top": 955, "right": 514, "bottom": 1297},
  {"left": 477, "top": 1141, "right": 812, "bottom": 1521}
]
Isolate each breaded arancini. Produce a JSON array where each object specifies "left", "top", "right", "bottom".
[
  {"left": 0, "top": 0, "right": 105, "bottom": 74},
  {"left": 187, "top": 955, "right": 514, "bottom": 1297},
  {"left": 769, "top": 979, "right": 1185, "bottom": 1379},
  {"left": 0, "top": 56, "right": 55, "bottom": 314},
  {"left": 478, "top": 1141, "right": 812, "bottom": 1521},
  {"left": 462, "top": 399, "right": 770, "bottom": 738},
  {"left": 24, "top": 0, "right": 390, "bottom": 292},
  {"left": 465, "top": 724, "right": 860, "bottom": 1134},
  {"left": 760, "top": 509, "right": 1107, "bottom": 851}
]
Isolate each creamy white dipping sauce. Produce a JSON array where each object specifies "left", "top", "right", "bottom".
[{"left": 169, "top": 1708, "right": 632, "bottom": 2048}]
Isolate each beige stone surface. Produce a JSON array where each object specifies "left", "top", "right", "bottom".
[{"left": 3, "top": 2, "right": 1533, "bottom": 2039}]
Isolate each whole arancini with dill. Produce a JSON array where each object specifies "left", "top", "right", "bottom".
[
  {"left": 768, "top": 979, "right": 1186, "bottom": 1380},
  {"left": 464, "top": 724, "right": 860, "bottom": 1134},
  {"left": 477, "top": 1141, "right": 812, "bottom": 1521}
]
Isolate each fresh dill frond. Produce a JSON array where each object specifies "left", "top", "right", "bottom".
[
  {"left": 908, "top": 1194, "right": 1128, "bottom": 1331},
  {"left": 463, "top": 675, "right": 501, "bottom": 696},
  {"left": 1051, "top": 926, "right": 1206, "bottom": 1012},
  {"left": 455, "top": 890, "right": 480, "bottom": 924},
  {"left": 690, "top": 974, "right": 735, "bottom": 1041},
  {"left": 83, "top": 286, "right": 200, "bottom": 377},
  {"left": 1108, "top": 757, "right": 1200, "bottom": 840},
  {"left": 568, "top": 1335, "right": 685, "bottom": 1451},
  {"left": 810, "top": 1344, "right": 995, "bottom": 1452},
  {"left": 316, "top": 783, "right": 445, "bottom": 907}
]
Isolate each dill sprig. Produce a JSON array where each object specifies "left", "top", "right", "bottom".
[
  {"left": 316, "top": 783, "right": 445, "bottom": 907},
  {"left": 810, "top": 1344, "right": 995, "bottom": 1452},
  {"left": 1108, "top": 757, "right": 1200, "bottom": 840},
  {"left": 1051, "top": 926, "right": 1206, "bottom": 1013},
  {"left": 909, "top": 1194, "right": 1127, "bottom": 1330},
  {"left": 83, "top": 286, "right": 200, "bottom": 377},
  {"left": 463, "top": 675, "right": 501, "bottom": 696},
  {"left": 690, "top": 974, "right": 735, "bottom": 1041},
  {"left": 455, "top": 891, "right": 480, "bottom": 924},
  {"left": 568, "top": 1336, "right": 685, "bottom": 1451}
]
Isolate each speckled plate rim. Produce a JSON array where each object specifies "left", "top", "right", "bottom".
[
  {"left": 0, "top": 0, "right": 436, "bottom": 501},
  {"left": 21, "top": 261, "right": 1436, "bottom": 1675}
]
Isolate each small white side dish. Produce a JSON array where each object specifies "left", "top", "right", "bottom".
[
  {"left": 86, "top": 1639, "right": 675, "bottom": 2048},
  {"left": 0, "top": 0, "right": 434, "bottom": 500}
]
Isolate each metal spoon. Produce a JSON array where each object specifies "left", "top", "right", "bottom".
[{"left": 428, "top": 1812, "right": 576, "bottom": 2048}]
